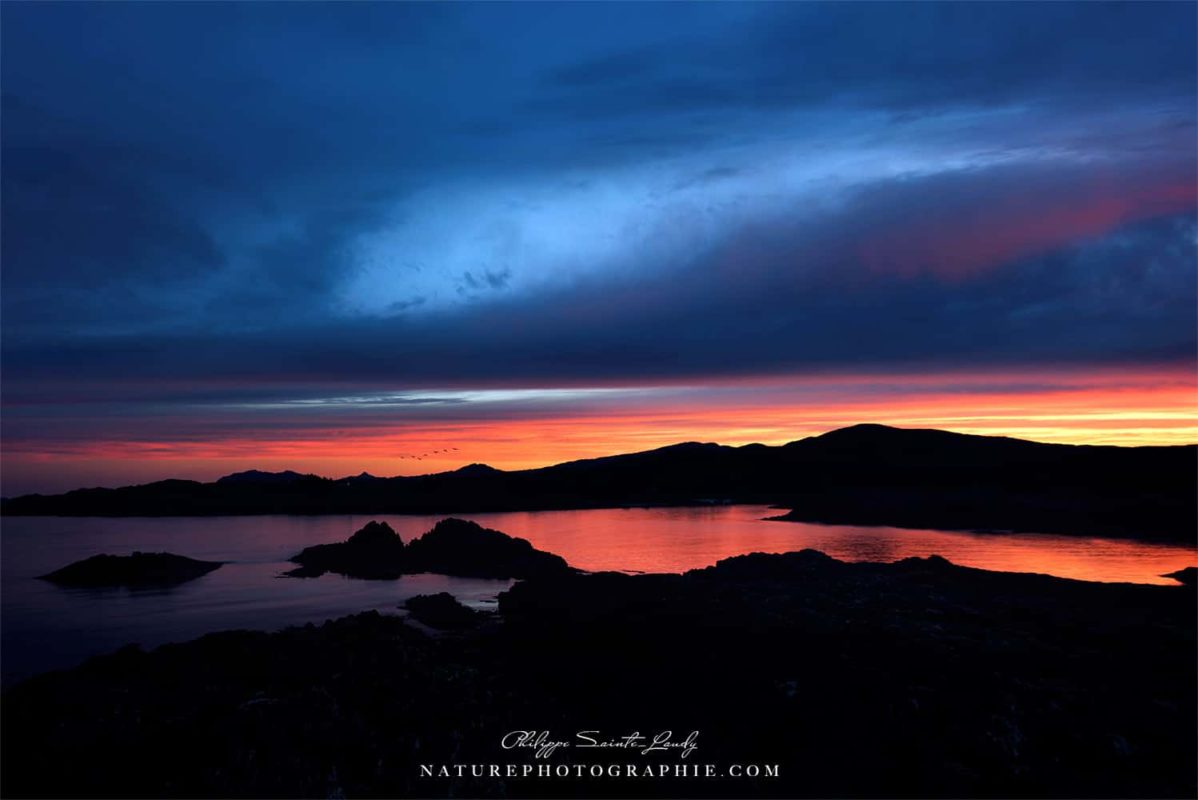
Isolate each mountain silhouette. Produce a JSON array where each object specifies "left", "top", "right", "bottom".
[
  {"left": 215, "top": 470, "right": 315, "bottom": 485},
  {"left": 2, "top": 424, "right": 1193, "bottom": 541}
]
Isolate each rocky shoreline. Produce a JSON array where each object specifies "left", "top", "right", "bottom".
[{"left": 4, "top": 542, "right": 1195, "bottom": 798}]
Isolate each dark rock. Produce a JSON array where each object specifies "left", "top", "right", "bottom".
[
  {"left": 404, "top": 518, "right": 571, "bottom": 579},
  {"left": 39, "top": 552, "right": 223, "bottom": 588},
  {"left": 285, "top": 518, "right": 572, "bottom": 580},
  {"left": 5, "top": 550, "right": 1194, "bottom": 799},
  {"left": 348, "top": 520, "right": 403, "bottom": 547},
  {"left": 1164, "top": 566, "right": 1197, "bottom": 585},
  {"left": 287, "top": 520, "right": 407, "bottom": 579},
  {"left": 403, "top": 593, "right": 482, "bottom": 629},
  {"left": 693, "top": 548, "right": 838, "bottom": 580}
]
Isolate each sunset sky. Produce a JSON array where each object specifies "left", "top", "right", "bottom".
[{"left": 2, "top": 2, "right": 1196, "bottom": 495}]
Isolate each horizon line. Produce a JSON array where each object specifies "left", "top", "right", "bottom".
[{"left": 9, "top": 422, "right": 1197, "bottom": 499}]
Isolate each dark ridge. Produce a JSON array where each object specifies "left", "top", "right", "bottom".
[
  {"left": 1164, "top": 566, "right": 1197, "bottom": 586},
  {"left": 2, "top": 425, "right": 1193, "bottom": 543},
  {"left": 215, "top": 470, "right": 315, "bottom": 485},
  {"left": 339, "top": 472, "right": 381, "bottom": 483},
  {"left": 39, "top": 552, "right": 223, "bottom": 588},
  {"left": 449, "top": 463, "right": 503, "bottom": 477}
]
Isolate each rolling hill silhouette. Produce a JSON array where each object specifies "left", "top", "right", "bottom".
[{"left": 3, "top": 424, "right": 1193, "bottom": 541}]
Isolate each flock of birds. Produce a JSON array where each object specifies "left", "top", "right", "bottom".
[{"left": 396, "top": 446, "right": 459, "bottom": 462}]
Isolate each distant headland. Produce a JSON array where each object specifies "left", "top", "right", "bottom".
[{"left": 3, "top": 424, "right": 1194, "bottom": 543}]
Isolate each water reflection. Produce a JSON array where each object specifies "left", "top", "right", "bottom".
[{"left": 2, "top": 507, "right": 1194, "bottom": 683}]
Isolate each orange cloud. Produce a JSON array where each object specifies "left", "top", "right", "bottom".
[{"left": 5, "top": 365, "right": 1194, "bottom": 493}]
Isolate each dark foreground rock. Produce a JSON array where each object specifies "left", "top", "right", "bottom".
[
  {"left": 4, "top": 551, "right": 1194, "bottom": 799},
  {"left": 38, "top": 552, "right": 223, "bottom": 588},
  {"left": 404, "top": 593, "right": 483, "bottom": 629},
  {"left": 286, "top": 518, "right": 571, "bottom": 580}
]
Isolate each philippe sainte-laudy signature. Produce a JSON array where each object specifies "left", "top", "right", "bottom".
[{"left": 501, "top": 730, "right": 700, "bottom": 760}]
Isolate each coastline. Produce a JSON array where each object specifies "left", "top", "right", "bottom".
[
  {"left": 6, "top": 426, "right": 1193, "bottom": 545},
  {"left": 4, "top": 548, "right": 1194, "bottom": 798}
]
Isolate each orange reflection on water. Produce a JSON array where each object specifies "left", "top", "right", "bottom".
[
  {"left": 2, "top": 507, "right": 1192, "bottom": 590},
  {"left": 432, "top": 506, "right": 1196, "bottom": 586}
]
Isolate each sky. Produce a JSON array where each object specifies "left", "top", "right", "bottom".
[{"left": 2, "top": 2, "right": 1196, "bottom": 495}]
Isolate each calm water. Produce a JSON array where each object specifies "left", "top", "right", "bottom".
[{"left": 3, "top": 507, "right": 1194, "bottom": 684}]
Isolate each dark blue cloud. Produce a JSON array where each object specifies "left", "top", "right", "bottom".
[
  {"left": 529, "top": 2, "right": 1196, "bottom": 120},
  {"left": 1, "top": 1, "right": 1194, "bottom": 399},
  {"left": 4, "top": 209, "right": 1192, "bottom": 393}
]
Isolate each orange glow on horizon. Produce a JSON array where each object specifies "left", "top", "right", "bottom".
[{"left": 5, "top": 366, "right": 1195, "bottom": 491}]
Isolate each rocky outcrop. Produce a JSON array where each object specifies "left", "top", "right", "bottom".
[
  {"left": 285, "top": 520, "right": 407, "bottom": 579},
  {"left": 39, "top": 552, "right": 223, "bottom": 588},
  {"left": 403, "top": 518, "right": 570, "bottom": 579},
  {"left": 403, "top": 593, "right": 482, "bottom": 629},
  {"left": 285, "top": 518, "right": 572, "bottom": 580}
]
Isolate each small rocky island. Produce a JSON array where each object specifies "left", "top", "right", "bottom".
[
  {"left": 285, "top": 518, "right": 571, "bottom": 579},
  {"left": 38, "top": 552, "right": 223, "bottom": 588}
]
